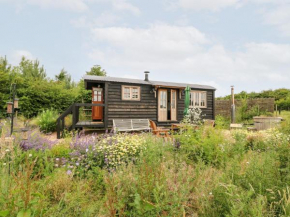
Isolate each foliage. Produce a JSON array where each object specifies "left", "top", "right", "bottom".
[
  {"left": 218, "top": 88, "right": 290, "bottom": 110},
  {"left": 279, "top": 111, "right": 290, "bottom": 135},
  {"left": 0, "top": 56, "right": 104, "bottom": 119},
  {"left": 19, "top": 130, "right": 57, "bottom": 151},
  {"left": 86, "top": 65, "right": 106, "bottom": 76},
  {"left": 215, "top": 114, "right": 230, "bottom": 129},
  {"left": 69, "top": 133, "right": 146, "bottom": 172},
  {"left": 55, "top": 68, "right": 76, "bottom": 89},
  {"left": 2, "top": 125, "right": 290, "bottom": 216},
  {"left": 36, "top": 109, "right": 59, "bottom": 133},
  {"left": 182, "top": 107, "right": 205, "bottom": 125},
  {"left": 235, "top": 97, "right": 272, "bottom": 122}
]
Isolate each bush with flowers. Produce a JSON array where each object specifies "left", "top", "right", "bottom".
[
  {"left": 67, "top": 133, "right": 147, "bottom": 176},
  {"left": 3, "top": 113, "right": 290, "bottom": 216}
]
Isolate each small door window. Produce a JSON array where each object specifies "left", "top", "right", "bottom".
[{"left": 93, "top": 88, "right": 102, "bottom": 102}]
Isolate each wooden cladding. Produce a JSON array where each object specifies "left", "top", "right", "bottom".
[{"left": 93, "top": 81, "right": 215, "bottom": 127}]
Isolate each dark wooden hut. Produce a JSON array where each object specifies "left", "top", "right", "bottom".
[{"left": 56, "top": 72, "right": 216, "bottom": 138}]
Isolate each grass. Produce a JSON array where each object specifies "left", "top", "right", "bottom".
[
  {"left": 0, "top": 112, "right": 290, "bottom": 216},
  {"left": 280, "top": 110, "right": 290, "bottom": 120}
]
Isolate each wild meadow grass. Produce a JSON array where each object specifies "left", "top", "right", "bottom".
[{"left": 1, "top": 117, "right": 290, "bottom": 216}]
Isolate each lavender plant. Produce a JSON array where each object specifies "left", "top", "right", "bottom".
[
  {"left": 19, "top": 130, "right": 57, "bottom": 151},
  {"left": 66, "top": 132, "right": 146, "bottom": 174}
]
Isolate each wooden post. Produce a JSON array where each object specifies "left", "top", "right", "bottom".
[
  {"left": 212, "top": 90, "right": 215, "bottom": 120},
  {"left": 61, "top": 119, "right": 65, "bottom": 134},
  {"left": 231, "top": 86, "right": 235, "bottom": 123},
  {"left": 104, "top": 82, "right": 109, "bottom": 129},
  {"left": 10, "top": 84, "right": 16, "bottom": 136},
  {"left": 76, "top": 105, "right": 79, "bottom": 124},
  {"left": 72, "top": 104, "right": 76, "bottom": 130},
  {"left": 57, "top": 119, "right": 61, "bottom": 139}
]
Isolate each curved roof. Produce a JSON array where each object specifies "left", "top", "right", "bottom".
[{"left": 84, "top": 75, "right": 216, "bottom": 90}]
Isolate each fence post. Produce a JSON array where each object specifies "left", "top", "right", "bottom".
[
  {"left": 57, "top": 119, "right": 61, "bottom": 139},
  {"left": 72, "top": 104, "right": 76, "bottom": 130}
]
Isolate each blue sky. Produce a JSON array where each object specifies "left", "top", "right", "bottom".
[{"left": 0, "top": 0, "right": 290, "bottom": 96}]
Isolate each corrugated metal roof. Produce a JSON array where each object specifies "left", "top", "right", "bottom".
[{"left": 83, "top": 75, "right": 216, "bottom": 90}]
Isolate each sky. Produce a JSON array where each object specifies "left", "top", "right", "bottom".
[{"left": 0, "top": 0, "right": 290, "bottom": 96}]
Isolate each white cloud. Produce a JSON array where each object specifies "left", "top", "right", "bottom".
[
  {"left": 172, "top": 0, "right": 290, "bottom": 36},
  {"left": 111, "top": 0, "right": 140, "bottom": 15},
  {"left": 71, "top": 12, "right": 120, "bottom": 28},
  {"left": 261, "top": 4, "right": 290, "bottom": 36},
  {"left": 88, "top": 0, "right": 140, "bottom": 15},
  {"left": 88, "top": 24, "right": 290, "bottom": 96},
  {"left": 10, "top": 50, "right": 35, "bottom": 64}
]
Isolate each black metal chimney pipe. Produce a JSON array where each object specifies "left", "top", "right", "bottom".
[{"left": 144, "top": 71, "right": 150, "bottom": 81}]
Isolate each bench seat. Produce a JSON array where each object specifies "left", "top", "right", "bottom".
[{"left": 113, "top": 119, "right": 151, "bottom": 133}]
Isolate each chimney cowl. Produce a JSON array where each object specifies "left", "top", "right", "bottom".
[{"left": 144, "top": 71, "right": 150, "bottom": 81}]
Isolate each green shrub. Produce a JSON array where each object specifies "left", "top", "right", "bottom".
[
  {"left": 50, "top": 143, "right": 71, "bottom": 158},
  {"left": 236, "top": 98, "right": 272, "bottom": 123},
  {"left": 3, "top": 122, "right": 290, "bottom": 216},
  {"left": 37, "top": 109, "right": 58, "bottom": 133},
  {"left": 215, "top": 115, "right": 230, "bottom": 129},
  {"left": 175, "top": 127, "right": 228, "bottom": 168}
]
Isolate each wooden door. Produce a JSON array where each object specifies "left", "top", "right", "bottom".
[
  {"left": 92, "top": 87, "right": 103, "bottom": 121},
  {"left": 158, "top": 89, "right": 167, "bottom": 121},
  {"left": 171, "top": 90, "right": 177, "bottom": 121}
]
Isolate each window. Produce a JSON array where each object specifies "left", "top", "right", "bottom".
[
  {"left": 159, "top": 90, "right": 167, "bottom": 109},
  {"left": 122, "top": 86, "right": 141, "bottom": 100},
  {"left": 190, "top": 91, "right": 207, "bottom": 108},
  {"left": 93, "top": 88, "right": 102, "bottom": 101}
]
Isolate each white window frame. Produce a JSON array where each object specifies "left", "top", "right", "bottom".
[
  {"left": 189, "top": 91, "right": 207, "bottom": 108},
  {"left": 122, "top": 86, "right": 141, "bottom": 101}
]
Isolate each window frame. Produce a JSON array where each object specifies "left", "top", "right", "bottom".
[
  {"left": 189, "top": 91, "right": 207, "bottom": 108},
  {"left": 121, "top": 85, "right": 141, "bottom": 101}
]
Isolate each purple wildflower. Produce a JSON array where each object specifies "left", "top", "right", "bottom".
[{"left": 19, "top": 130, "right": 56, "bottom": 151}]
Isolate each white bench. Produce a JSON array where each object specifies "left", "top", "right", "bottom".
[
  {"left": 113, "top": 119, "right": 151, "bottom": 133},
  {"left": 230, "top": 123, "right": 243, "bottom": 130}
]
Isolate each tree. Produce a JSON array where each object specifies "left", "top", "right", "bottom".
[
  {"left": 18, "top": 57, "right": 47, "bottom": 80},
  {"left": 55, "top": 68, "right": 76, "bottom": 89},
  {"left": 55, "top": 68, "right": 68, "bottom": 82},
  {"left": 0, "top": 56, "right": 11, "bottom": 117},
  {"left": 86, "top": 65, "right": 106, "bottom": 76}
]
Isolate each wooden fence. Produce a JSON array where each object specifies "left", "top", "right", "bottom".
[{"left": 215, "top": 98, "right": 275, "bottom": 117}]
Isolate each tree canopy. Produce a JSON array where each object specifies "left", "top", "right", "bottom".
[
  {"left": 86, "top": 65, "right": 106, "bottom": 76},
  {"left": 0, "top": 56, "right": 106, "bottom": 118}
]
